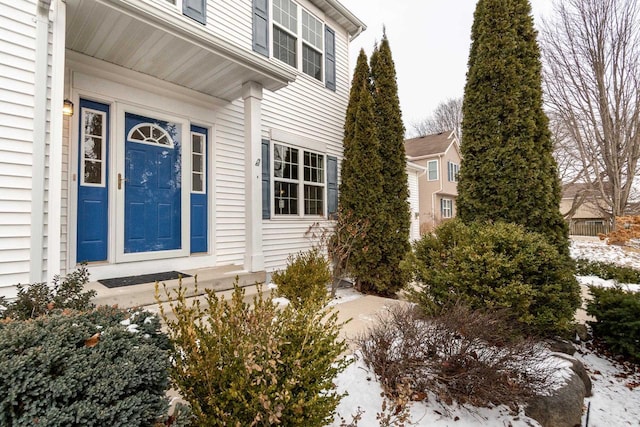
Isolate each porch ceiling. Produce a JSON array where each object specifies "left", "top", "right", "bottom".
[{"left": 65, "top": 0, "right": 296, "bottom": 102}]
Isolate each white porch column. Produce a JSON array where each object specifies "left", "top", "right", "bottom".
[
  {"left": 30, "top": 1, "right": 52, "bottom": 282},
  {"left": 242, "top": 81, "right": 264, "bottom": 272},
  {"left": 47, "top": 0, "right": 66, "bottom": 281}
]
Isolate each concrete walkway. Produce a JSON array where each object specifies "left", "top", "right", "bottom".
[{"left": 331, "top": 293, "right": 408, "bottom": 350}]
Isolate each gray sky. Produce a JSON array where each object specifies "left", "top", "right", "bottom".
[{"left": 343, "top": 0, "right": 554, "bottom": 131}]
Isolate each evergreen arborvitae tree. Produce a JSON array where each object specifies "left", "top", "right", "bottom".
[
  {"left": 338, "top": 50, "right": 385, "bottom": 293},
  {"left": 457, "top": 0, "right": 570, "bottom": 255},
  {"left": 370, "top": 34, "right": 411, "bottom": 294}
]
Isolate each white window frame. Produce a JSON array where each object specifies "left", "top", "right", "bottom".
[
  {"left": 80, "top": 107, "right": 107, "bottom": 187},
  {"left": 427, "top": 159, "right": 439, "bottom": 181},
  {"left": 271, "top": 0, "right": 325, "bottom": 82},
  {"left": 272, "top": 142, "right": 326, "bottom": 218},
  {"left": 191, "top": 131, "right": 206, "bottom": 194},
  {"left": 441, "top": 198, "right": 453, "bottom": 219},
  {"left": 448, "top": 162, "right": 459, "bottom": 182}
]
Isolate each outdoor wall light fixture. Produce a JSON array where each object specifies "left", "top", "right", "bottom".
[{"left": 62, "top": 99, "right": 74, "bottom": 116}]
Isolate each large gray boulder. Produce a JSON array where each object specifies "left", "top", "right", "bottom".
[{"left": 525, "top": 354, "right": 591, "bottom": 427}]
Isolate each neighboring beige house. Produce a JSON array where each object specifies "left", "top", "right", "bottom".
[
  {"left": 405, "top": 130, "right": 461, "bottom": 233},
  {"left": 560, "top": 183, "right": 611, "bottom": 235}
]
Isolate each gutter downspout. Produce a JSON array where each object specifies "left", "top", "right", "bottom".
[{"left": 30, "top": 0, "right": 53, "bottom": 282}]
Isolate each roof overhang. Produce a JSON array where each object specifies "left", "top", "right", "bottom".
[
  {"left": 311, "top": 0, "right": 366, "bottom": 38},
  {"left": 65, "top": 0, "right": 297, "bottom": 102}
]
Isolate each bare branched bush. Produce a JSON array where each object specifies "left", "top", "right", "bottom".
[
  {"left": 304, "top": 208, "right": 368, "bottom": 296},
  {"left": 357, "top": 304, "right": 559, "bottom": 410}
]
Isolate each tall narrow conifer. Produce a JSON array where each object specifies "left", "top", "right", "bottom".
[
  {"left": 338, "top": 50, "right": 385, "bottom": 292},
  {"left": 370, "top": 34, "right": 411, "bottom": 294},
  {"left": 457, "top": 0, "right": 569, "bottom": 255}
]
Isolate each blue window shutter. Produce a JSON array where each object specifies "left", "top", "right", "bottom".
[
  {"left": 253, "top": 0, "right": 269, "bottom": 57},
  {"left": 183, "top": 0, "right": 206, "bottom": 25},
  {"left": 447, "top": 161, "right": 451, "bottom": 181},
  {"left": 327, "top": 155, "right": 338, "bottom": 216},
  {"left": 262, "top": 139, "right": 271, "bottom": 219},
  {"left": 440, "top": 198, "right": 444, "bottom": 216},
  {"left": 325, "top": 26, "right": 336, "bottom": 91}
]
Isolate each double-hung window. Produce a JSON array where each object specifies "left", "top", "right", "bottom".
[
  {"left": 448, "top": 161, "right": 459, "bottom": 182},
  {"left": 273, "top": 0, "right": 298, "bottom": 68},
  {"left": 272, "top": 0, "right": 324, "bottom": 81},
  {"left": 301, "top": 10, "right": 323, "bottom": 80},
  {"left": 441, "top": 199, "right": 453, "bottom": 219},
  {"left": 273, "top": 143, "right": 325, "bottom": 216},
  {"left": 427, "top": 159, "right": 438, "bottom": 181}
]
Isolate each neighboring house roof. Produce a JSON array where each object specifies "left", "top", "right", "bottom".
[
  {"left": 404, "top": 130, "right": 459, "bottom": 159},
  {"left": 561, "top": 182, "right": 606, "bottom": 199}
]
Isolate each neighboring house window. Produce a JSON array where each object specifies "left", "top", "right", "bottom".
[
  {"left": 441, "top": 198, "right": 453, "bottom": 219},
  {"left": 427, "top": 160, "right": 438, "bottom": 181},
  {"left": 80, "top": 108, "right": 107, "bottom": 186},
  {"left": 448, "top": 161, "right": 459, "bottom": 182},
  {"left": 191, "top": 131, "right": 206, "bottom": 193},
  {"left": 273, "top": 143, "right": 325, "bottom": 216}
]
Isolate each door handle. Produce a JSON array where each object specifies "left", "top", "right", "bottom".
[{"left": 118, "top": 173, "right": 128, "bottom": 190}]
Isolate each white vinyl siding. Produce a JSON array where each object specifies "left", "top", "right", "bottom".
[
  {"left": 261, "top": 20, "right": 349, "bottom": 271},
  {"left": 213, "top": 100, "right": 247, "bottom": 266},
  {"left": 0, "top": 0, "right": 38, "bottom": 294}
]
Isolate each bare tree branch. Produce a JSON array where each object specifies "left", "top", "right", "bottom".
[
  {"left": 541, "top": 0, "right": 640, "bottom": 217},
  {"left": 410, "top": 97, "right": 463, "bottom": 138}
]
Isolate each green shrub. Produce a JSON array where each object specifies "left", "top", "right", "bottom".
[
  {"left": 587, "top": 286, "right": 640, "bottom": 361},
  {"left": 409, "top": 219, "right": 581, "bottom": 336},
  {"left": 158, "top": 279, "right": 350, "bottom": 427},
  {"left": 0, "top": 265, "right": 95, "bottom": 320},
  {"left": 0, "top": 306, "right": 170, "bottom": 426},
  {"left": 575, "top": 258, "right": 640, "bottom": 283},
  {"left": 271, "top": 249, "right": 332, "bottom": 308}
]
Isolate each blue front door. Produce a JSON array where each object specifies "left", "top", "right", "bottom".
[{"left": 124, "top": 113, "right": 181, "bottom": 253}]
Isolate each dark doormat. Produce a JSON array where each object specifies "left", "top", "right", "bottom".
[{"left": 98, "top": 271, "right": 192, "bottom": 288}]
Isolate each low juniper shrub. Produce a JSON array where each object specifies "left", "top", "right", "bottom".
[
  {"left": 0, "top": 306, "right": 171, "bottom": 426},
  {"left": 157, "top": 278, "right": 350, "bottom": 427},
  {"left": 587, "top": 286, "right": 640, "bottom": 362}
]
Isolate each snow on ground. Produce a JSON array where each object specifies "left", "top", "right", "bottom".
[{"left": 326, "top": 238, "right": 639, "bottom": 426}]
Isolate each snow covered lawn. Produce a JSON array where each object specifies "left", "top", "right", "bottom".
[{"left": 327, "top": 237, "right": 639, "bottom": 426}]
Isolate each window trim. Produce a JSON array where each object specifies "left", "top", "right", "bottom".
[
  {"left": 441, "top": 198, "right": 453, "bottom": 219},
  {"left": 272, "top": 141, "right": 326, "bottom": 218},
  {"left": 427, "top": 159, "right": 439, "bottom": 181},
  {"left": 80, "top": 107, "right": 107, "bottom": 187}
]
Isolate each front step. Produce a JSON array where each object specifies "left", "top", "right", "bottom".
[{"left": 87, "top": 265, "right": 266, "bottom": 308}]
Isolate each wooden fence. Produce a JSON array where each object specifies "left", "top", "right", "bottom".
[{"left": 568, "top": 221, "right": 611, "bottom": 237}]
